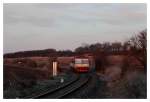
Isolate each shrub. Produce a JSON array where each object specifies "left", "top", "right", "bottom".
[
  {"left": 106, "top": 71, "right": 146, "bottom": 98},
  {"left": 125, "top": 71, "right": 147, "bottom": 98}
]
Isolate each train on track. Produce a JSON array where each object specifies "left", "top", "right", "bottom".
[
  {"left": 57, "top": 54, "right": 95, "bottom": 73},
  {"left": 73, "top": 58, "right": 89, "bottom": 72}
]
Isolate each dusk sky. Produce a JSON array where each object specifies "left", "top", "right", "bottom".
[{"left": 4, "top": 3, "right": 147, "bottom": 53}]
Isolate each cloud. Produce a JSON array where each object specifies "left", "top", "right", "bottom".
[{"left": 3, "top": 3, "right": 147, "bottom": 53}]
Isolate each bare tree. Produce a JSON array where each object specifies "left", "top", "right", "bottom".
[{"left": 129, "top": 30, "right": 147, "bottom": 72}]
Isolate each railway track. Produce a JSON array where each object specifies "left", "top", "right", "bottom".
[
  {"left": 29, "top": 74, "right": 90, "bottom": 99},
  {"left": 62, "top": 73, "right": 97, "bottom": 98}
]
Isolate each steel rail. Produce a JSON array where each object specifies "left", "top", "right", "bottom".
[
  {"left": 27, "top": 74, "right": 79, "bottom": 98},
  {"left": 32, "top": 75, "right": 90, "bottom": 99}
]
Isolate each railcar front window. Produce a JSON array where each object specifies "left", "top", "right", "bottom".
[
  {"left": 82, "top": 59, "right": 89, "bottom": 64},
  {"left": 75, "top": 59, "right": 82, "bottom": 64},
  {"left": 75, "top": 59, "right": 89, "bottom": 64}
]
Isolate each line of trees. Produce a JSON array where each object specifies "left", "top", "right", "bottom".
[
  {"left": 4, "top": 49, "right": 57, "bottom": 58},
  {"left": 4, "top": 42, "right": 125, "bottom": 58}
]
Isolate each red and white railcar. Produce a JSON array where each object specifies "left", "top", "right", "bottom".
[{"left": 73, "top": 58, "right": 90, "bottom": 72}]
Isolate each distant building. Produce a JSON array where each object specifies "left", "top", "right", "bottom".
[{"left": 111, "top": 42, "right": 122, "bottom": 52}]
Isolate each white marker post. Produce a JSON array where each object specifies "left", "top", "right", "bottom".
[{"left": 53, "top": 61, "right": 57, "bottom": 76}]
